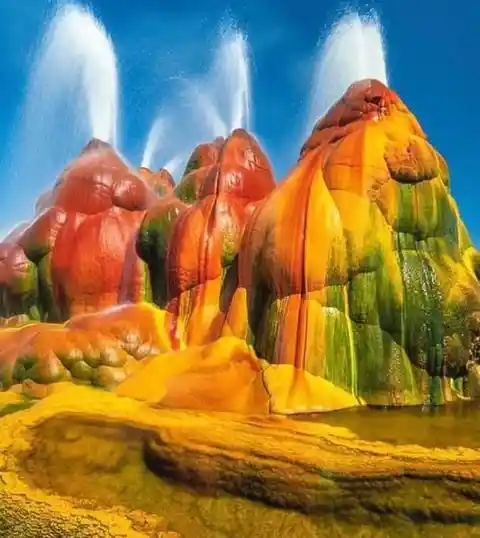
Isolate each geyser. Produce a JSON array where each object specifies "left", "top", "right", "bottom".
[
  {"left": 142, "top": 25, "right": 251, "bottom": 174},
  {"left": 4, "top": 2, "right": 120, "bottom": 228},
  {"left": 32, "top": 3, "right": 119, "bottom": 144},
  {"left": 141, "top": 116, "right": 165, "bottom": 170},
  {"left": 306, "top": 10, "right": 388, "bottom": 133},
  {"left": 186, "top": 25, "right": 251, "bottom": 138}
]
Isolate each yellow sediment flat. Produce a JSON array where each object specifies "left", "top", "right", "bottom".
[{"left": 0, "top": 383, "right": 478, "bottom": 538}]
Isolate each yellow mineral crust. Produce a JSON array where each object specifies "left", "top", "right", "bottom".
[{"left": 0, "top": 384, "right": 479, "bottom": 537}]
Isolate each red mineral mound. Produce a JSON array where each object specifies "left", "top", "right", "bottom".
[
  {"left": 19, "top": 140, "right": 159, "bottom": 321},
  {"left": 221, "top": 79, "right": 480, "bottom": 411},
  {"left": 138, "top": 167, "right": 175, "bottom": 197},
  {"left": 138, "top": 128, "right": 276, "bottom": 345},
  {"left": 0, "top": 223, "right": 38, "bottom": 322}
]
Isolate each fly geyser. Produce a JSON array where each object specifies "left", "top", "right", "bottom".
[
  {"left": 1, "top": 8, "right": 480, "bottom": 538},
  {"left": 1, "top": 80, "right": 479, "bottom": 412}
]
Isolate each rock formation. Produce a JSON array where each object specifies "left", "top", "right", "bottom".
[
  {"left": 138, "top": 167, "right": 175, "bottom": 197},
  {"left": 16, "top": 140, "right": 158, "bottom": 321},
  {"left": 0, "top": 224, "right": 38, "bottom": 322},
  {"left": 0, "top": 81, "right": 479, "bottom": 415},
  {"left": 0, "top": 302, "right": 170, "bottom": 391},
  {"left": 223, "top": 79, "right": 480, "bottom": 409},
  {"left": 0, "top": 79, "right": 480, "bottom": 538},
  {"left": 138, "top": 128, "right": 276, "bottom": 346}
]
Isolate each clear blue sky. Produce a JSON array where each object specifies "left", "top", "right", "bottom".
[{"left": 0, "top": 0, "right": 478, "bottom": 246}]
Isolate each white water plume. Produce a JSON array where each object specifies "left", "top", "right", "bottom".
[
  {"left": 38, "top": 3, "right": 119, "bottom": 144},
  {"left": 141, "top": 116, "right": 165, "bottom": 169},
  {"left": 142, "top": 25, "right": 251, "bottom": 177},
  {"left": 186, "top": 26, "right": 251, "bottom": 137},
  {"left": 306, "top": 10, "right": 388, "bottom": 133},
  {"left": 140, "top": 114, "right": 185, "bottom": 177},
  {"left": 4, "top": 2, "right": 119, "bottom": 224},
  {"left": 164, "top": 154, "right": 186, "bottom": 177}
]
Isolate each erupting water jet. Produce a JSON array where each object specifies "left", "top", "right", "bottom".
[
  {"left": 35, "top": 3, "right": 119, "bottom": 145},
  {"left": 306, "top": 10, "right": 388, "bottom": 133},
  {"left": 142, "top": 25, "right": 251, "bottom": 176},
  {"left": 186, "top": 25, "right": 251, "bottom": 137},
  {"left": 141, "top": 116, "right": 165, "bottom": 170},
  {"left": 5, "top": 2, "right": 119, "bottom": 224}
]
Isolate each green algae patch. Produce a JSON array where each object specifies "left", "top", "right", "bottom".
[
  {"left": 175, "top": 174, "right": 198, "bottom": 204},
  {"left": 0, "top": 390, "right": 36, "bottom": 418},
  {"left": 0, "top": 385, "right": 479, "bottom": 538},
  {"left": 0, "top": 400, "right": 35, "bottom": 417}
]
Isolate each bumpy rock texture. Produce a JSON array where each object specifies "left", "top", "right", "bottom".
[
  {"left": 138, "top": 128, "right": 276, "bottom": 346},
  {"left": 138, "top": 167, "right": 175, "bottom": 197},
  {"left": 0, "top": 80, "right": 479, "bottom": 414},
  {"left": 0, "top": 79, "right": 480, "bottom": 536},
  {"left": 15, "top": 140, "right": 158, "bottom": 321},
  {"left": 0, "top": 303, "right": 171, "bottom": 392},
  {"left": 0, "top": 385, "right": 479, "bottom": 538},
  {"left": 0, "top": 224, "right": 38, "bottom": 322},
  {"left": 221, "top": 79, "right": 480, "bottom": 409}
]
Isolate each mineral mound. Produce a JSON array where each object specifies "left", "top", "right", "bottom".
[
  {"left": 16, "top": 140, "right": 158, "bottom": 321},
  {"left": 0, "top": 80, "right": 479, "bottom": 413}
]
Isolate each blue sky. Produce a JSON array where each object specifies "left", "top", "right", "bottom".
[{"left": 0, "top": 0, "right": 478, "bottom": 247}]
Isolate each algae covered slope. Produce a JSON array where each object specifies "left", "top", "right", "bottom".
[
  {"left": 0, "top": 384, "right": 479, "bottom": 537},
  {"left": 224, "top": 79, "right": 480, "bottom": 409}
]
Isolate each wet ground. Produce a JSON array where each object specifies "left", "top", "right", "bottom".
[
  {"left": 295, "top": 399, "right": 480, "bottom": 449},
  {"left": 2, "top": 391, "right": 480, "bottom": 537}
]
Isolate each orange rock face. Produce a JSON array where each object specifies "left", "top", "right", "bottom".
[
  {"left": 222, "top": 79, "right": 480, "bottom": 409},
  {"left": 138, "top": 128, "right": 276, "bottom": 346},
  {"left": 0, "top": 81, "right": 479, "bottom": 415},
  {"left": 138, "top": 167, "right": 175, "bottom": 197},
  {"left": 0, "top": 302, "right": 171, "bottom": 391},
  {"left": 0, "top": 224, "right": 38, "bottom": 321},
  {"left": 117, "top": 336, "right": 271, "bottom": 414},
  {"left": 18, "top": 140, "right": 158, "bottom": 321}
]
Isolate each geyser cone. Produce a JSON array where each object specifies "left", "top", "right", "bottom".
[
  {"left": 175, "top": 130, "right": 273, "bottom": 203},
  {"left": 154, "top": 169, "right": 175, "bottom": 189},
  {"left": 137, "top": 166, "right": 153, "bottom": 179},
  {"left": 138, "top": 127, "right": 275, "bottom": 345},
  {"left": 182, "top": 137, "right": 225, "bottom": 177},
  {"left": 80, "top": 137, "right": 113, "bottom": 155},
  {"left": 222, "top": 79, "right": 480, "bottom": 412},
  {"left": 140, "top": 168, "right": 175, "bottom": 197},
  {"left": 55, "top": 138, "right": 129, "bottom": 202},
  {"left": 301, "top": 78, "right": 424, "bottom": 159},
  {"left": 16, "top": 137, "right": 160, "bottom": 320}
]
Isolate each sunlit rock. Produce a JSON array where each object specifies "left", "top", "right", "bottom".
[
  {"left": 19, "top": 140, "right": 158, "bottom": 321},
  {"left": 224, "top": 79, "right": 480, "bottom": 408},
  {"left": 138, "top": 128, "right": 276, "bottom": 346},
  {"left": 0, "top": 224, "right": 38, "bottom": 321}
]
